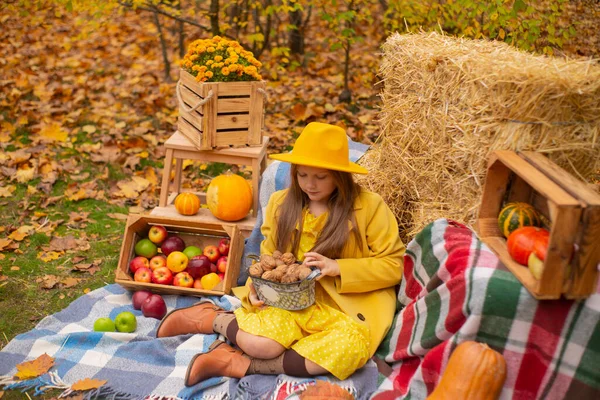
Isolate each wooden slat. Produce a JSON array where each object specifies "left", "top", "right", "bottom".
[
  {"left": 179, "top": 105, "right": 251, "bottom": 131},
  {"left": 166, "top": 131, "right": 267, "bottom": 156},
  {"left": 537, "top": 206, "right": 581, "bottom": 296},
  {"left": 478, "top": 157, "right": 511, "bottom": 220},
  {"left": 566, "top": 207, "right": 600, "bottom": 298},
  {"left": 179, "top": 84, "right": 205, "bottom": 116},
  {"left": 477, "top": 217, "right": 503, "bottom": 238},
  {"left": 202, "top": 82, "right": 218, "bottom": 148},
  {"left": 180, "top": 86, "right": 252, "bottom": 115},
  {"left": 177, "top": 117, "right": 203, "bottom": 149},
  {"left": 248, "top": 81, "right": 265, "bottom": 145},
  {"left": 494, "top": 151, "right": 580, "bottom": 206},
  {"left": 521, "top": 151, "right": 600, "bottom": 206},
  {"left": 507, "top": 174, "right": 534, "bottom": 204},
  {"left": 214, "top": 130, "right": 253, "bottom": 147}
]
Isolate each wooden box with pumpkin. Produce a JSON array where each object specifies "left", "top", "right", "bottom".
[
  {"left": 177, "top": 70, "right": 266, "bottom": 150},
  {"left": 115, "top": 214, "right": 244, "bottom": 297},
  {"left": 477, "top": 150, "right": 600, "bottom": 300}
]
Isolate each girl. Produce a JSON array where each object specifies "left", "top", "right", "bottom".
[{"left": 156, "top": 122, "right": 405, "bottom": 386}]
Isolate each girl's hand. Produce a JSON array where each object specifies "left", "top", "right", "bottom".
[
  {"left": 303, "top": 252, "right": 340, "bottom": 280},
  {"left": 248, "top": 282, "right": 265, "bottom": 308}
]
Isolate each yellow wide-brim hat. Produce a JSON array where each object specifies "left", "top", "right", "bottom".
[{"left": 269, "top": 122, "right": 368, "bottom": 175}]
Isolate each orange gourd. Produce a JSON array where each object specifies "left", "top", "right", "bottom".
[
  {"left": 206, "top": 173, "right": 252, "bottom": 221},
  {"left": 300, "top": 380, "right": 354, "bottom": 399},
  {"left": 174, "top": 192, "right": 201, "bottom": 215},
  {"left": 427, "top": 341, "right": 506, "bottom": 400}
]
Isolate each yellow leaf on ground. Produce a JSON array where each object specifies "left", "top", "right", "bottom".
[
  {"left": 107, "top": 213, "right": 128, "bottom": 220},
  {"left": 11, "top": 266, "right": 20, "bottom": 271},
  {"left": 39, "top": 123, "right": 69, "bottom": 142},
  {"left": 14, "top": 353, "right": 54, "bottom": 380},
  {"left": 9, "top": 225, "right": 35, "bottom": 241},
  {"left": 71, "top": 378, "right": 107, "bottom": 391},
  {"left": 83, "top": 288, "right": 91, "bottom": 294},
  {"left": 15, "top": 164, "right": 36, "bottom": 183},
  {"left": 0, "top": 238, "right": 12, "bottom": 250},
  {"left": 61, "top": 277, "right": 80, "bottom": 288},
  {"left": 38, "top": 251, "right": 62, "bottom": 262},
  {"left": 0, "top": 185, "right": 16, "bottom": 197}
]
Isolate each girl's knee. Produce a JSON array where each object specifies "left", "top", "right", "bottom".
[{"left": 237, "top": 330, "right": 286, "bottom": 359}]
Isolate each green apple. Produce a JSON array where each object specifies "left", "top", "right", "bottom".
[
  {"left": 135, "top": 238, "right": 158, "bottom": 258},
  {"left": 183, "top": 245, "right": 203, "bottom": 260},
  {"left": 114, "top": 311, "right": 137, "bottom": 333},
  {"left": 93, "top": 317, "right": 116, "bottom": 332},
  {"left": 528, "top": 252, "right": 544, "bottom": 280}
]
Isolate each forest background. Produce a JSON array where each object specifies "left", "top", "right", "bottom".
[{"left": 0, "top": 0, "right": 598, "bottom": 366}]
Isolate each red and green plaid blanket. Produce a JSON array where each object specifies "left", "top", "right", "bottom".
[{"left": 373, "top": 218, "right": 600, "bottom": 400}]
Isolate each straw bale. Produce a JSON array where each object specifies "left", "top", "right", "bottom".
[{"left": 358, "top": 32, "right": 600, "bottom": 242}]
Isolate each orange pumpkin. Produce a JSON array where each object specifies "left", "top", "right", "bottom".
[
  {"left": 206, "top": 174, "right": 252, "bottom": 221},
  {"left": 174, "top": 192, "right": 201, "bottom": 215},
  {"left": 427, "top": 341, "right": 506, "bottom": 400}
]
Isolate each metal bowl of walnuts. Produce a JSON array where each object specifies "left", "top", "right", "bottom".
[{"left": 249, "top": 251, "right": 321, "bottom": 311}]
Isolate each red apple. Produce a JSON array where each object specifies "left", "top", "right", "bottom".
[
  {"left": 129, "top": 256, "right": 149, "bottom": 274},
  {"left": 134, "top": 267, "right": 152, "bottom": 283},
  {"left": 217, "top": 238, "right": 230, "bottom": 256},
  {"left": 216, "top": 256, "right": 227, "bottom": 274},
  {"left": 173, "top": 271, "right": 194, "bottom": 288},
  {"left": 203, "top": 245, "right": 220, "bottom": 263},
  {"left": 193, "top": 279, "right": 203, "bottom": 289},
  {"left": 148, "top": 225, "right": 168, "bottom": 245},
  {"left": 152, "top": 266, "right": 174, "bottom": 285},
  {"left": 186, "top": 255, "right": 212, "bottom": 280},
  {"left": 132, "top": 290, "right": 153, "bottom": 310},
  {"left": 218, "top": 272, "right": 225, "bottom": 281},
  {"left": 161, "top": 236, "right": 186, "bottom": 256},
  {"left": 149, "top": 254, "right": 167, "bottom": 271},
  {"left": 141, "top": 294, "right": 167, "bottom": 319},
  {"left": 210, "top": 263, "right": 218, "bottom": 273}
]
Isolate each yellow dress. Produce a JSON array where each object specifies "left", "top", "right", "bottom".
[{"left": 234, "top": 208, "right": 371, "bottom": 380}]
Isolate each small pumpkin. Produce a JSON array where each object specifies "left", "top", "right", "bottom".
[
  {"left": 507, "top": 226, "right": 550, "bottom": 265},
  {"left": 427, "top": 341, "right": 506, "bottom": 400},
  {"left": 206, "top": 173, "right": 252, "bottom": 221},
  {"left": 174, "top": 192, "right": 201, "bottom": 216},
  {"left": 497, "top": 202, "right": 541, "bottom": 238}
]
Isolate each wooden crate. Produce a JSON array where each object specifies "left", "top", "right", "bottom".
[
  {"left": 477, "top": 150, "right": 599, "bottom": 300},
  {"left": 177, "top": 70, "right": 265, "bottom": 150},
  {"left": 115, "top": 214, "right": 244, "bottom": 297}
]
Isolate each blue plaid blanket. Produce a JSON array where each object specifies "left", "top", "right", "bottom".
[{"left": 0, "top": 285, "right": 378, "bottom": 399}]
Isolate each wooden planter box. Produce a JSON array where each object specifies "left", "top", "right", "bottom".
[
  {"left": 177, "top": 70, "right": 265, "bottom": 150},
  {"left": 477, "top": 150, "right": 600, "bottom": 300},
  {"left": 115, "top": 214, "right": 244, "bottom": 297}
]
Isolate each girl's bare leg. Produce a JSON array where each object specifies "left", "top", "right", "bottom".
[{"left": 235, "top": 329, "right": 286, "bottom": 359}]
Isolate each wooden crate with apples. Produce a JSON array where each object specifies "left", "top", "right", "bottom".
[
  {"left": 177, "top": 70, "right": 265, "bottom": 150},
  {"left": 477, "top": 150, "right": 600, "bottom": 300},
  {"left": 115, "top": 214, "right": 244, "bottom": 297}
]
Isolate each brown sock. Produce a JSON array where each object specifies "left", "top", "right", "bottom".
[
  {"left": 246, "top": 350, "right": 312, "bottom": 377},
  {"left": 212, "top": 313, "right": 238, "bottom": 345},
  {"left": 247, "top": 353, "right": 285, "bottom": 375}
]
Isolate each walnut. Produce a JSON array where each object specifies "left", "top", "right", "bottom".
[
  {"left": 276, "top": 259, "right": 285, "bottom": 266},
  {"left": 272, "top": 250, "right": 283, "bottom": 259},
  {"left": 298, "top": 267, "right": 312, "bottom": 280},
  {"left": 275, "top": 264, "right": 289, "bottom": 274},
  {"left": 260, "top": 254, "right": 277, "bottom": 271},
  {"left": 285, "top": 263, "right": 302, "bottom": 276},
  {"left": 249, "top": 263, "right": 264, "bottom": 278},
  {"left": 262, "top": 269, "right": 284, "bottom": 282},
  {"left": 281, "top": 272, "right": 300, "bottom": 283},
  {"left": 281, "top": 252, "right": 296, "bottom": 265}
]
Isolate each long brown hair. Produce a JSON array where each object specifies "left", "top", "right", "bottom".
[{"left": 275, "top": 164, "right": 363, "bottom": 259}]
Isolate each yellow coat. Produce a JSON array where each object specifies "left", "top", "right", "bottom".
[{"left": 233, "top": 188, "right": 405, "bottom": 356}]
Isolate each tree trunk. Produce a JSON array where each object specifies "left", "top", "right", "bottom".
[
  {"left": 209, "top": 0, "right": 220, "bottom": 35},
  {"left": 289, "top": 9, "right": 304, "bottom": 55},
  {"left": 152, "top": 11, "right": 172, "bottom": 82},
  {"left": 177, "top": 1, "right": 185, "bottom": 58}
]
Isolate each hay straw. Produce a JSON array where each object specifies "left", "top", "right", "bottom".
[{"left": 358, "top": 32, "right": 600, "bottom": 242}]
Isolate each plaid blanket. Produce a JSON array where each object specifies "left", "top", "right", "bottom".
[
  {"left": 373, "top": 218, "right": 600, "bottom": 400},
  {"left": 0, "top": 286, "right": 378, "bottom": 399}
]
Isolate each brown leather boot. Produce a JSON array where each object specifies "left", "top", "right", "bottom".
[
  {"left": 156, "top": 302, "right": 229, "bottom": 338},
  {"left": 185, "top": 340, "right": 251, "bottom": 386}
]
